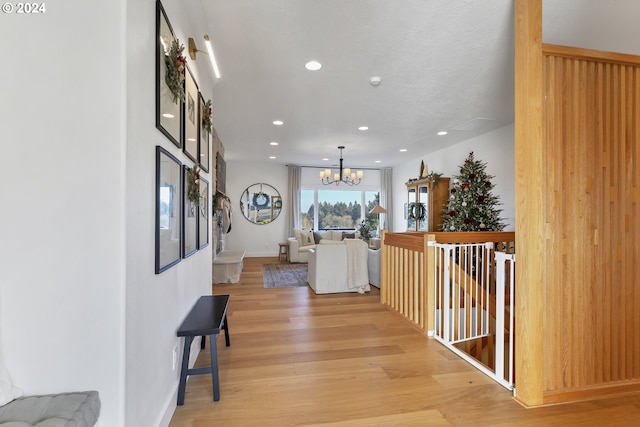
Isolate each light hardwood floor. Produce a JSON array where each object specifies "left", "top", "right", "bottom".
[{"left": 169, "top": 257, "right": 640, "bottom": 427}]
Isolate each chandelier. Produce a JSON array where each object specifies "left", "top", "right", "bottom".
[{"left": 319, "top": 146, "right": 364, "bottom": 186}]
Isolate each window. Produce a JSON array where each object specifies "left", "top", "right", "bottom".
[
  {"left": 298, "top": 167, "right": 381, "bottom": 230},
  {"left": 299, "top": 189, "right": 380, "bottom": 230},
  {"left": 318, "top": 190, "right": 362, "bottom": 229},
  {"left": 300, "top": 189, "right": 314, "bottom": 229}
]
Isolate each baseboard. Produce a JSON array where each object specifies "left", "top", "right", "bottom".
[
  {"left": 156, "top": 384, "right": 179, "bottom": 427},
  {"left": 156, "top": 337, "right": 203, "bottom": 427}
]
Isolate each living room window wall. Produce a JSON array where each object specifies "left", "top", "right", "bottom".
[{"left": 299, "top": 167, "right": 381, "bottom": 231}]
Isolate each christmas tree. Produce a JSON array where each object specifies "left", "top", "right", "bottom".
[{"left": 442, "top": 152, "right": 505, "bottom": 232}]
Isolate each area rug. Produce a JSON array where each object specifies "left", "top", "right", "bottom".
[{"left": 262, "top": 263, "right": 309, "bottom": 288}]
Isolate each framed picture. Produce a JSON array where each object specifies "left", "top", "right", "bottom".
[
  {"left": 216, "top": 152, "right": 226, "bottom": 194},
  {"left": 155, "top": 1, "right": 182, "bottom": 148},
  {"left": 198, "top": 93, "right": 210, "bottom": 172},
  {"left": 183, "top": 65, "right": 199, "bottom": 162},
  {"left": 155, "top": 146, "right": 182, "bottom": 273},
  {"left": 182, "top": 165, "right": 198, "bottom": 258},
  {"left": 198, "top": 176, "right": 209, "bottom": 249}
]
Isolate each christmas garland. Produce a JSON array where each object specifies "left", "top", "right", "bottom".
[
  {"left": 426, "top": 171, "right": 443, "bottom": 188},
  {"left": 186, "top": 163, "right": 200, "bottom": 205},
  {"left": 202, "top": 99, "right": 213, "bottom": 133},
  {"left": 165, "top": 39, "right": 186, "bottom": 104},
  {"left": 212, "top": 190, "right": 230, "bottom": 210}
]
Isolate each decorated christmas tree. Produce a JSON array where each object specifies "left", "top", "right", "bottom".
[{"left": 442, "top": 152, "right": 505, "bottom": 232}]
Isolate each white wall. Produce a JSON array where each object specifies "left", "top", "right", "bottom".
[
  {"left": 126, "top": 0, "right": 214, "bottom": 426},
  {"left": 223, "top": 161, "right": 288, "bottom": 256},
  {"left": 0, "top": 1, "right": 214, "bottom": 426},
  {"left": 392, "top": 124, "right": 515, "bottom": 232},
  {"left": 0, "top": 1, "right": 126, "bottom": 426}
]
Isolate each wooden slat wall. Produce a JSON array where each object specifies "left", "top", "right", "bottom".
[{"left": 541, "top": 44, "right": 640, "bottom": 403}]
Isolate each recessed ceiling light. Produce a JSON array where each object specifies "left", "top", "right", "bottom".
[
  {"left": 358, "top": 126, "right": 369, "bottom": 131},
  {"left": 375, "top": 160, "right": 381, "bottom": 163},
  {"left": 437, "top": 131, "right": 448, "bottom": 136},
  {"left": 269, "top": 156, "right": 276, "bottom": 159},
  {"left": 162, "top": 113, "right": 174, "bottom": 119},
  {"left": 322, "top": 158, "right": 329, "bottom": 161},
  {"left": 400, "top": 149, "right": 408, "bottom": 152},
  {"left": 305, "top": 61, "right": 322, "bottom": 71},
  {"left": 272, "top": 120, "right": 283, "bottom": 126},
  {"left": 270, "top": 141, "right": 279, "bottom": 146}
]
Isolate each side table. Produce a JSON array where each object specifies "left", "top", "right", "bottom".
[{"left": 278, "top": 242, "right": 288, "bottom": 263}]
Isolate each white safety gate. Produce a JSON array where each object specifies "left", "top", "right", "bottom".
[{"left": 431, "top": 242, "right": 515, "bottom": 391}]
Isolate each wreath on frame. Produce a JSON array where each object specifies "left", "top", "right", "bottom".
[
  {"left": 165, "top": 39, "right": 186, "bottom": 104},
  {"left": 202, "top": 99, "right": 213, "bottom": 133},
  {"left": 252, "top": 192, "right": 269, "bottom": 210},
  {"left": 186, "top": 163, "right": 200, "bottom": 206},
  {"left": 407, "top": 202, "right": 426, "bottom": 222}
]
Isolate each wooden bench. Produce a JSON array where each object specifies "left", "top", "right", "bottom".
[
  {"left": 212, "top": 250, "right": 245, "bottom": 283},
  {"left": 176, "top": 295, "right": 230, "bottom": 405}
]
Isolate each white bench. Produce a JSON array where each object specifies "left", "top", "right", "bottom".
[{"left": 213, "top": 250, "right": 245, "bottom": 283}]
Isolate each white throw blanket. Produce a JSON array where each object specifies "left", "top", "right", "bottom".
[{"left": 344, "top": 239, "right": 369, "bottom": 291}]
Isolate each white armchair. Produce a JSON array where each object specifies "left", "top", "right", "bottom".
[
  {"left": 287, "top": 237, "right": 315, "bottom": 263},
  {"left": 307, "top": 240, "right": 370, "bottom": 294},
  {"left": 367, "top": 248, "right": 381, "bottom": 288}
]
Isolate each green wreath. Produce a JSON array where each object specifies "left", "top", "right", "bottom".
[
  {"left": 408, "top": 202, "right": 426, "bottom": 221},
  {"left": 165, "top": 39, "right": 186, "bottom": 104},
  {"left": 186, "top": 163, "right": 200, "bottom": 205},
  {"left": 252, "top": 192, "right": 269, "bottom": 209},
  {"left": 202, "top": 99, "right": 213, "bottom": 133}
]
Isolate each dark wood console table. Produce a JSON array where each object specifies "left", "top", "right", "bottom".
[{"left": 176, "top": 294, "right": 230, "bottom": 405}]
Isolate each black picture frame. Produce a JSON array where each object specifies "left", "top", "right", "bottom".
[
  {"left": 198, "top": 176, "right": 209, "bottom": 249},
  {"left": 155, "top": 146, "right": 182, "bottom": 273},
  {"left": 155, "top": 0, "right": 182, "bottom": 148},
  {"left": 183, "top": 65, "right": 199, "bottom": 162},
  {"left": 198, "top": 93, "right": 210, "bottom": 172},
  {"left": 182, "top": 165, "right": 198, "bottom": 258}
]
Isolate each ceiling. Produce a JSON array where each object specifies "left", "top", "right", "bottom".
[{"left": 195, "top": 0, "right": 640, "bottom": 169}]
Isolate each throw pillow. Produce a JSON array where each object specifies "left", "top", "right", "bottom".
[
  {"left": 293, "top": 229, "right": 303, "bottom": 246},
  {"left": 0, "top": 359, "right": 23, "bottom": 406},
  {"left": 312, "top": 231, "right": 323, "bottom": 244},
  {"left": 302, "top": 230, "right": 314, "bottom": 246},
  {"left": 342, "top": 232, "right": 356, "bottom": 240}
]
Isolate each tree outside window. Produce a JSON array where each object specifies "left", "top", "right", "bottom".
[{"left": 299, "top": 189, "right": 380, "bottom": 230}]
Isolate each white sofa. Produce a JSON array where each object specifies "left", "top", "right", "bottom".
[
  {"left": 307, "top": 239, "right": 371, "bottom": 294},
  {"left": 287, "top": 229, "right": 359, "bottom": 263}
]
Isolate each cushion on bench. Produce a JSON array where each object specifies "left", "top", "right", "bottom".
[{"left": 0, "top": 391, "right": 100, "bottom": 427}]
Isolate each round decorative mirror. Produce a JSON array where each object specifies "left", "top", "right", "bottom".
[{"left": 240, "top": 183, "right": 282, "bottom": 224}]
